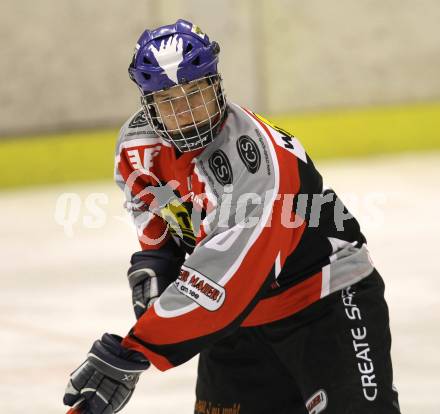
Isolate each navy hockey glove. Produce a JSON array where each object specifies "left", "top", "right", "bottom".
[
  {"left": 63, "top": 333, "right": 150, "bottom": 414},
  {"left": 128, "top": 242, "right": 185, "bottom": 319}
]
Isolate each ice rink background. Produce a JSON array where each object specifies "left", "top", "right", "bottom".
[
  {"left": 1, "top": 152, "right": 439, "bottom": 413},
  {"left": 1, "top": 2, "right": 439, "bottom": 412}
]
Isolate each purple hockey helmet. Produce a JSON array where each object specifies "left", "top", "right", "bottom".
[
  {"left": 129, "top": 19, "right": 220, "bottom": 92},
  {"left": 128, "top": 20, "right": 227, "bottom": 152}
]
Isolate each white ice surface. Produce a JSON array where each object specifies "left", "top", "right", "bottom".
[{"left": 1, "top": 152, "right": 439, "bottom": 413}]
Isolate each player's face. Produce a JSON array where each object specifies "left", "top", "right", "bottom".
[{"left": 152, "top": 78, "right": 221, "bottom": 135}]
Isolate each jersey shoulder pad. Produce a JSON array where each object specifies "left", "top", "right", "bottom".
[
  {"left": 252, "top": 112, "right": 307, "bottom": 164},
  {"left": 116, "top": 110, "right": 164, "bottom": 155},
  {"left": 121, "top": 109, "right": 159, "bottom": 139}
]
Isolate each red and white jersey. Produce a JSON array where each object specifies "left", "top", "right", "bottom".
[{"left": 114, "top": 103, "right": 374, "bottom": 370}]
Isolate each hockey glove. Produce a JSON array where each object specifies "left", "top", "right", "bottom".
[
  {"left": 63, "top": 333, "right": 150, "bottom": 414},
  {"left": 128, "top": 242, "right": 185, "bottom": 319}
]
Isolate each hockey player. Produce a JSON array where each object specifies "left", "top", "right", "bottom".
[{"left": 63, "top": 20, "right": 401, "bottom": 414}]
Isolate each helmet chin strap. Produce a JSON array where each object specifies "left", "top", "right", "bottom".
[{"left": 170, "top": 119, "right": 214, "bottom": 152}]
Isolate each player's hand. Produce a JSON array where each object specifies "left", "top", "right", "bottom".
[
  {"left": 63, "top": 333, "right": 150, "bottom": 414},
  {"left": 128, "top": 266, "right": 178, "bottom": 319},
  {"left": 127, "top": 246, "right": 185, "bottom": 319}
]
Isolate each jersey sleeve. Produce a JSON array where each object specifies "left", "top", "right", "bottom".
[
  {"left": 114, "top": 123, "right": 171, "bottom": 251},
  {"left": 121, "top": 122, "right": 306, "bottom": 370}
]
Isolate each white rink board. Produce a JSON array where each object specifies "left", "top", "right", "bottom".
[{"left": 1, "top": 152, "right": 439, "bottom": 413}]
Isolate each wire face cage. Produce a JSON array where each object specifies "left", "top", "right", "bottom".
[{"left": 141, "top": 74, "right": 226, "bottom": 152}]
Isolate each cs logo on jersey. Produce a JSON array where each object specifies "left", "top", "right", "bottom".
[
  {"left": 208, "top": 150, "right": 233, "bottom": 185},
  {"left": 236, "top": 135, "right": 261, "bottom": 174}
]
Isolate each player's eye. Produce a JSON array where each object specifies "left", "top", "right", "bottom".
[
  {"left": 156, "top": 95, "right": 172, "bottom": 103},
  {"left": 187, "top": 89, "right": 201, "bottom": 99}
]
